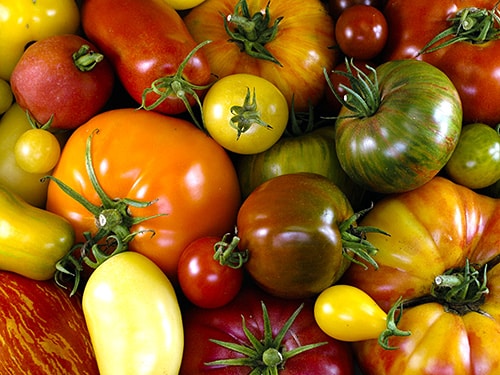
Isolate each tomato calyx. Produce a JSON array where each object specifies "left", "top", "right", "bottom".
[
  {"left": 419, "top": 2, "right": 500, "bottom": 55},
  {"left": 230, "top": 86, "right": 273, "bottom": 139},
  {"left": 72, "top": 44, "right": 104, "bottom": 72},
  {"left": 214, "top": 232, "right": 249, "bottom": 269},
  {"left": 340, "top": 203, "right": 389, "bottom": 270},
  {"left": 378, "top": 296, "right": 411, "bottom": 350},
  {"left": 205, "top": 301, "right": 327, "bottom": 373},
  {"left": 48, "top": 130, "right": 164, "bottom": 295},
  {"left": 224, "top": 0, "right": 283, "bottom": 66},
  {"left": 323, "top": 60, "right": 380, "bottom": 119},
  {"left": 139, "top": 40, "right": 214, "bottom": 129}
]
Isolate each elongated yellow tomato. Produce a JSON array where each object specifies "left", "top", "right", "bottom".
[
  {"left": 203, "top": 73, "right": 288, "bottom": 154},
  {"left": 0, "top": 184, "right": 74, "bottom": 280},
  {"left": 83, "top": 251, "right": 184, "bottom": 375},
  {"left": 314, "top": 284, "right": 387, "bottom": 342}
]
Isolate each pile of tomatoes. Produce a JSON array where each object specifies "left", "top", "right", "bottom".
[{"left": 0, "top": 0, "right": 499, "bottom": 374}]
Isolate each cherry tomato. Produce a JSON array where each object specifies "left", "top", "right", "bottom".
[
  {"left": 335, "top": 5, "right": 388, "bottom": 60},
  {"left": 328, "top": 0, "right": 386, "bottom": 20},
  {"left": 445, "top": 123, "right": 500, "bottom": 189},
  {"left": 202, "top": 73, "right": 289, "bottom": 154},
  {"left": 177, "top": 235, "right": 246, "bottom": 309},
  {"left": 14, "top": 128, "right": 61, "bottom": 174}
]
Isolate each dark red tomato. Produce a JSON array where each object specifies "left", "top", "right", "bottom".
[
  {"left": 180, "top": 284, "right": 354, "bottom": 374},
  {"left": 329, "top": 0, "right": 386, "bottom": 19},
  {"left": 335, "top": 5, "right": 388, "bottom": 60},
  {"left": 177, "top": 235, "right": 246, "bottom": 309}
]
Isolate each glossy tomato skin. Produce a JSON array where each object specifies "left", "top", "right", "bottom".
[
  {"left": 46, "top": 109, "right": 241, "bottom": 281},
  {"left": 383, "top": 0, "right": 500, "bottom": 126},
  {"left": 342, "top": 177, "right": 500, "bottom": 374},
  {"left": 335, "top": 59, "right": 462, "bottom": 193},
  {"left": 328, "top": 0, "right": 386, "bottom": 19},
  {"left": 81, "top": 0, "right": 212, "bottom": 115},
  {"left": 178, "top": 236, "right": 244, "bottom": 308},
  {"left": 236, "top": 125, "right": 366, "bottom": 209},
  {"left": 237, "top": 173, "right": 353, "bottom": 299},
  {"left": 184, "top": 0, "right": 338, "bottom": 112},
  {"left": 0, "top": 272, "right": 98, "bottom": 374},
  {"left": 180, "top": 284, "right": 355, "bottom": 374}
]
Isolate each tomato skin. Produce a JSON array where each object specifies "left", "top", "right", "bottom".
[
  {"left": 83, "top": 251, "right": 184, "bottom": 375},
  {"left": 237, "top": 173, "right": 352, "bottom": 299},
  {"left": 180, "top": 284, "right": 355, "bottom": 374},
  {"left": 335, "top": 59, "right": 462, "bottom": 193},
  {"left": 341, "top": 177, "right": 500, "bottom": 374},
  {"left": 445, "top": 123, "right": 500, "bottom": 189},
  {"left": 383, "top": 0, "right": 500, "bottom": 126},
  {"left": 0, "top": 272, "right": 98, "bottom": 374},
  {"left": 81, "top": 0, "right": 212, "bottom": 115},
  {"left": 335, "top": 5, "right": 388, "bottom": 60},
  {"left": 203, "top": 73, "right": 289, "bottom": 154},
  {"left": 178, "top": 236, "right": 244, "bottom": 308},
  {"left": 328, "top": 0, "right": 386, "bottom": 20},
  {"left": 46, "top": 108, "right": 241, "bottom": 281},
  {"left": 14, "top": 128, "right": 61, "bottom": 174},
  {"left": 184, "top": 0, "right": 338, "bottom": 112},
  {"left": 10, "top": 34, "right": 114, "bottom": 130}
]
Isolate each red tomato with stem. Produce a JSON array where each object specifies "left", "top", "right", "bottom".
[{"left": 178, "top": 234, "right": 248, "bottom": 308}]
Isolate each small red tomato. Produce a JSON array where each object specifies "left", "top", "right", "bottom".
[
  {"left": 335, "top": 5, "right": 388, "bottom": 60},
  {"left": 178, "top": 234, "right": 247, "bottom": 308}
]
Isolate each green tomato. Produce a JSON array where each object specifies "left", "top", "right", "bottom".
[
  {"left": 14, "top": 128, "right": 61, "bottom": 174},
  {"left": 203, "top": 73, "right": 288, "bottom": 155},
  {"left": 0, "top": 78, "right": 13, "bottom": 115},
  {"left": 444, "top": 123, "right": 500, "bottom": 189}
]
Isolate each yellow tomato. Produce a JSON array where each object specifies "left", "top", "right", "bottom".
[
  {"left": 160, "top": 0, "right": 207, "bottom": 10},
  {"left": 14, "top": 128, "right": 61, "bottom": 174},
  {"left": 83, "top": 251, "right": 184, "bottom": 375},
  {"left": 202, "top": 73, "right": 288, "bottom": 154},
  {"left": 0, "top": 78, "right": 13, "bottom": 115}
]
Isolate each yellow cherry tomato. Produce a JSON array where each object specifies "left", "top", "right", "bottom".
[
  {"left": 160, "top": 0, "right": 207, "bottom": 10},
  {"left": 203, "top": 73, "right": 288, "bottom": 154},
  {"left": 314, "top": 284, "right": 388, "bottom": 342},
  {"left": 14, "top": 128, "right": 61, "bottom": 174},
  {"left": 0, "top": 78, "right": 13, "bottom": 115}
]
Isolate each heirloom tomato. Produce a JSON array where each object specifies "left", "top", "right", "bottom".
[
  {"left": 331, "top": 59, "right": 462, "bottom": 193},
  {"left": 202, "top": 73, "right": 288, "bottom": 154},
  {"left": 83, "top": 251, "right": 183, "bottom": 375},
  {"left": 445, "top": 123, "right": 500, "bottom": 189},
  {"left": 45, "top": 109, "right": 241, "bottom": 281},
  {"left": 184, "top": 0, "right": 338, "bottom": 112},
  {"left": 0, "top": 272, "right": 98, "bottom": 374},
  {"left": 180, "top": 284, "right": 355, "bottom": 374},
  {"left": 383, "top": 0, "right": 500, "bottom": 126},
  {"left": 342, "top": 177, "right": 500, "bottom": 374},
  {"left": 82, "top": 0, "right": 212, "bottom": 121},
  {"left": 0, "top": 78, "right": 13, "bottom": 115},
  {"left": 236, "top": 172, "right": 385, "bottom": 299}
]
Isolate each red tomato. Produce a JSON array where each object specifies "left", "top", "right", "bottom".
[
  {"left": 383, "top": 0, "right": 500, "bottom": 126},
  {"left": 180, "top": 284, "right": 355, "bottom": 374},
  {"left": 178, "top": 235, "right": 246, "bottom": 308},
  {"left": 0, "top": 272, "right": 98, "bottom": 374},
  {"left": 45, "top": 109, "right": 241, "bottom": 281},
  {"left": 335, "top": 5, "right": 388, "bottom": 60}
]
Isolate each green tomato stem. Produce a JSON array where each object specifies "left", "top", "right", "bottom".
[
  {"left": 72, "top": 44, "right": 104, "bottom": 72},
  {"left": 230, "top": 87, "right": 272, "bottom": 139},
  {"left": 213, "top": 233, "right": 249, "bottom": 269},
  {"left": 378, "top": 296, "right": 411, "bottom": 350}
]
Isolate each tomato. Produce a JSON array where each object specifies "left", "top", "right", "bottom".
[
  {"left": 328, "top": 0, "right": 386, "bottom": 20},
  {"left": 445, "top": 123, "right": 500, "bottom": 189},
  {"left": 184, "top": 0, "right": 338, "bottom": 112},
  {"left": 235, "top": 114, "right": 366, "bottom": 209},
  {"left": 177, "top": 234, "right": 247, "bottom": 308},
  {"left": 383, "top": 0, "right": 500, "bottom": 126},
  {"left": 0, "top": 103, "right": 52, "bottom": 207},
  {"left": 0, "top": 78, "right": 13, "bottom": 115},
  {"left": 341, "top": 177, "right": 500, "bottom": 374},
  {"left": 236, "top": 172, "right": 385, "bottom": 299},
  {"left": 160, "top": 0, "right": 207, "bottom": 10},
  {"left": 10, "top": 34, "right": 114, "bottom": 130},
  {"left": 335, "top": 5, "right": 388, "bottom": 60},
  {"left": 14, "top": 128, "right": 61, "bottom": 174},
  {"left": 332, "top": 59, "right": 462, "bottom": 193},
  {"left": 82, "top": 0, "right": 212, "bottom": 119},
  {"left": 202, "top": 73, "right": 288, "bottom": 154},
  {"left": 83, "top": 251, "right": 183, "bottom": 375},
  {"left": 180, "top": 284, "right": 355, "bottom": 374},
  {"left": 0, "top": 271, "right": 98, "bottom": 374},
  {"left": 46, "top": 108, "right": 241, "bottom": 281}
]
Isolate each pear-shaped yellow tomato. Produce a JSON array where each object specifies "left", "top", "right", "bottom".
[
  {"left": 314, "top": 284, "right": 388, "bottom": 342},
  {"left": 83, "top": 251, "right": 184, "bottom": 375}
]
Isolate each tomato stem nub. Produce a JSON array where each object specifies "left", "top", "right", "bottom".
[
  {"left": 230, "top": 87, "right": 273, "bottom": 139},
  {"left": 72, "top": 44, "right": 104, "bottom": 72},
  {"left": 213, "top": 232, "right": 249, "bottom": 269},
  {"left": 378, "top": 296, "right": 411, "bottom": 350}
]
